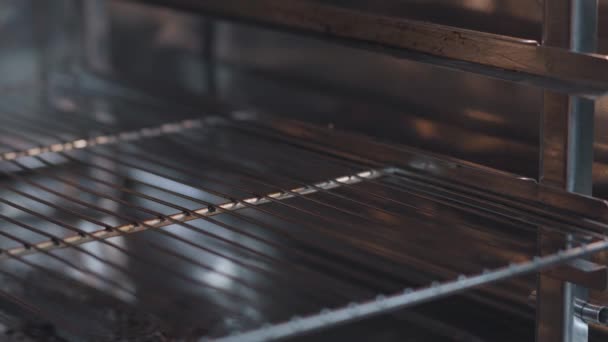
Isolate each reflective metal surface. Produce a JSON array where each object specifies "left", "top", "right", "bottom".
[{"left": 0, "top": 0, "right": 608, "bottom": 340}]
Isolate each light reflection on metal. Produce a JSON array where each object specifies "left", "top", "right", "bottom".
[
  {"left": 464, "top": 108, "right": 506, "bottom": 125},
  {"left": 412, "top": 119, "right": 437, "bottom": 139},
  {"left": 0, "top": 118, "right": 203, "bottom": 161},
  {"left": 462, "top": 0, "right": 496, "bottom": 12}
]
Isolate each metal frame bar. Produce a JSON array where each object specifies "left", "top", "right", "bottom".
[{"left": 537, "top": 1, "right": 598, "bottom": 341}]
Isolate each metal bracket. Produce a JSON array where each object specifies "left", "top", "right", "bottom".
[{"left": 545, "top": 259, "right": 608, "bottom": 291}]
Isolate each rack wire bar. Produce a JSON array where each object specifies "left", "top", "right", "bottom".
[
  {"left": 212, "top": 238, "right": 608, "bottom": 342},
  {"left": 0, "top": 117, "right": 203, "bottom": 162},
  {"left": 0, "top": 168, "right": 382, "bottom": 259},
  {"left": 130, "top": 0, "right": 608, "bottom": 96}
]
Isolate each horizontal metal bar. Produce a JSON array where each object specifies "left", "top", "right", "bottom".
[
  {"left": 212, "top": 238, "right": 608, "bottom": 342},
  {"left": 0, "top": 168, "right": 383, "bottom": 259},
  {"left": 0, "top": 117, "right": 203, "bottom": 162},
  {"left": 132, "top": 0, "right": 608, "bottom": 96}
]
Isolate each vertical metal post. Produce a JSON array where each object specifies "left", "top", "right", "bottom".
[
  {"left": 567, "top": 0, "right": 597, "bottom": 195},
  {"left": 82, "top": 0, "right": 112, "bottom": 74},
  {"left": 32, "top": 0, "right": 51, "bottom": 103},
  {"left": 537, "top": 1, "right": 597, "bottom": 342},
  {"left": 201, "top": 18, "right": 217, "bottom": 97},
  {"left": 32, "top": 0, "right": 82, "bottom": 105},
  {"left": 81, "top": 0, "right": 115, "bottom": 126}
]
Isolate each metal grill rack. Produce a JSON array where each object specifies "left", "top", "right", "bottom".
[
  {"left": 0, "top": 86, "right": 605, "bottom": 340},
  {"left": 2, "top": 0, "right": 608, "bottom": 341}
]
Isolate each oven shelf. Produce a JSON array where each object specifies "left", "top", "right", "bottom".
[{"left": 0, "top": 89, "right": 607, "bottom": 340}]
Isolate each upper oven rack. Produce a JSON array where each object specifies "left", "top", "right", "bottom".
[
  {"left": 0, "top": 87, "right": 607, "bottom": 340},
  {"left": 128, "top": 0, "right": 608, "bottom": 97}
]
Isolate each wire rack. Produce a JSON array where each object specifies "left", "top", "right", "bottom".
[{"left": 0, "top": 88, "right": 607, "bottom": 341}]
